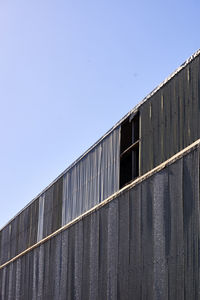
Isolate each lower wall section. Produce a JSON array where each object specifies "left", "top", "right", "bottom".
[{"left": 0, "top": 147, "right": 199, "bottom": 300}]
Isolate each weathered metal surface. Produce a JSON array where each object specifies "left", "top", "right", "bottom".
[
  {"left": 0, "top": 128, "right": 120, "bottom": 264},
  {"left": 0, "top": 146, "right": 199, "bottom": 299},
  {"left": 140, "top": 55, "right": 200, "bottom": 175},
  {"left": 0, "top": 52, "right": 200, "bottom": 266},
  {"left": 1, "top": 50, "right": 200, "bottom": 299}
]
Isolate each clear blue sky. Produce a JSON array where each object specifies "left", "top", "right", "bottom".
[{"left": 0, "top": 0, "right": 199, "bottom": 229}]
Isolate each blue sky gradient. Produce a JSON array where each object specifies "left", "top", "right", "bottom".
[{"left": 0, "top": 0, "right": 200, "bottom": 228}]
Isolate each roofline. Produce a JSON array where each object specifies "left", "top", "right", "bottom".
[{"left": 1, "top": 48, "right": 200, "bottom": 232}]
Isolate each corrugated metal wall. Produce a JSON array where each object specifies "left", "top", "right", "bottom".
[
  {"left": 1, "top": 51, "right": 200, "bottom": 299},
  {"left": 140, "top": 54, "right": 200, "bottom": 174},
  {"left": 0, "top": 128, "right": 120, "bottom": 265},
  {"left": 61, "top": 128, "right": 120, "bottom": 226},
  {"left": 0, "top": 145, "right": 199, "bottom": 299}
]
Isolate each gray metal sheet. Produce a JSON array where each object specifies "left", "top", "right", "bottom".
[
  {"left": 42, "top": 240, "right": 52, "bottom": 299},
  {"left": 183, "top": 149, "right": 199, "bottom": 299},
  {"left": 141, "top": 178, "right": 154, "bottom": 299},
  {"left": 107, "top": 199, "right": 118, "bottom": 299},
  {"left": 82, "top": 217, "right": 90, "bottom": 300},
  {"left": 117, "top": 192, "right": 129, "bottom": 300},
  {"left": 88, "top": 212, "right": 99, "bottom": 300},
  {"left": 98, "top": 205, "right": 109, "bottom": 300},
  {"left": 153, "top": 170, "right": 169, "bottom": 300},
  {"left": 128, "top": 185, "right": 142, "bottom": 299},
  {"left": 168, "top": 158, "right": 184, "bottom": 299},
  {"left": 74, "top": 220, "right": 83, "bottom": 300},
  {"left": 59, "top": 230, "right": 68, "bottom": 300}
]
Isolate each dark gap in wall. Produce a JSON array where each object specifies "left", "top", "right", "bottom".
[{"left": 120, "top": 113, "right": 140, "bottom": 188}]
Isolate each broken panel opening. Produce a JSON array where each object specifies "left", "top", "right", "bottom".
[{"left": 120, "top": 112, "right": 140, "bottom": 188}]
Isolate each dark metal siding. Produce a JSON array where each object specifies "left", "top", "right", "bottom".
[
  {"left": 1, "top": 53, "right": 200, "bottom": 267},
  {"left": 0, "top": 146, "right": 199, "bottom": 299},
  {"left": 0, "top": 128, "right": 120, "bottom": 264},
  {"left": 140, "top": 55, "right": 200, "bottom": 175}
]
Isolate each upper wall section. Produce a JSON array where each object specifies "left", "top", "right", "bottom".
[
  {"left": 0, "top": 128, "right": 120, "bottom": 265},
  {"left": 139, "top": 53, "right": 200, "bottom": 174}
]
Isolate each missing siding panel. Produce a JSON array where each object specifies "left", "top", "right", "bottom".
[{"left": 120, "top": 112, "right": 140, "bottom": 188}]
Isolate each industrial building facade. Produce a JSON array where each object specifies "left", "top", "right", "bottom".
[{"left": 0, "top": 50, "right": 200, "bottom": 299}]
